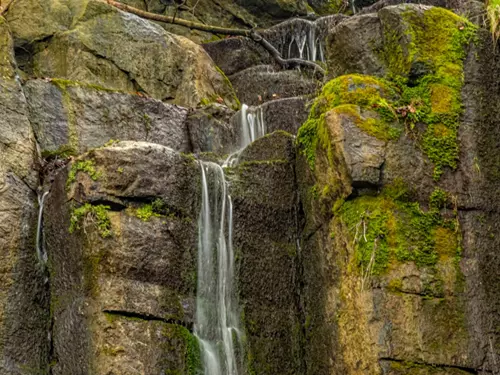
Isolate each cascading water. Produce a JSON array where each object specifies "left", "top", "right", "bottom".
[
  {"left": 195, "top": 104, "right": 267, "bottom": 374},
  {"left": 36, "top": 190, "right": 49, "bottom": 265},
  {"left": 195, "top": 163, "right": 242, "bottom": 375},
  {"left": 225, "top": 104, "right": 266, "bottom": 167}
]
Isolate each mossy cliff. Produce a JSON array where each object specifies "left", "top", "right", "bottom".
[{"left": 297, "top": 4, "right": 479, "bottom": 374}]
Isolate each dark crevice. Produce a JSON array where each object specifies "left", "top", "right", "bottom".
[
  {"left": 102, "top": 309, "right": 193, "bottom": 331},
  {"left": 372, "top": 285, "right": 445, "bottom": 299},
  {"left": 379, "top": 357, "right": 479, "bottom": 374}
]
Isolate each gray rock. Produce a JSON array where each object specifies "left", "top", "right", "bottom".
[
  {"left": 0, "top": 17, "right": 48, "bottom": 375},
  {"left": 326, "top": 107, "right": 386, "bottom": 187},
  {"left": 24, "top": 79, "right": 190, "bottom": 155},
  {"left": 9, "top": 0, "right": 239, "bottom": 109},
  {"left": 326, "top": 13, "right": 385, "bottom": 78},
  {"left": 46, "top": 141, "right": 201, "bottom": 374},
  {"left": 230, "top": 65, "right": 320, "bottom": 105},
  {"left": 226, "top": 133, "right": 302, "bottom": 375}
]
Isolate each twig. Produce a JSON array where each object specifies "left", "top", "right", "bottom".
[
  {"left": 106, "top": 0, "right": 326, "bottom": 75},
  {"left": 0, "top": 0, "right": 15, "bottom": 16}
]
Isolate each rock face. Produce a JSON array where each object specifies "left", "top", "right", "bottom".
[
  {"left": 45, "top": 142, "right": 201, "bottom": 375},
  {"left": 296, "top": 4, "right": 500, "bottom": 375},
  {"left": 116, "top": 0, "right": 310, "bottom": 43},
  {"left": 24, "top": 79, "right": 190, "bottom": 155},
  {"left": 0, "top": 17, "right": 49, "bottom": 375},
  {"left": 0, "top": 1, "right": 500, "bottom": 375},
  {"left": 7, "top": 0, "right": 239, "bottom": 109},
  {"left": 227, "top": 131, "right": 303, "bottom": 375}
]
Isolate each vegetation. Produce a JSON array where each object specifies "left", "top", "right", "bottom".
[
  {"left": 339, "top": 185, "right": 459, "bottom": 276},
  {"left": 487, "top": 0, "right": 500, "bottom": 45},
  {"left": 69, "top": 204, "right": 112, "bottom": 238},
  {"left": 297, "top": 8, "right": 477, "bottom": 180},
  {"left": 381, "top": 7, "right": 477, "bottom": 179},
  {"left": 297, "top": 74, "right": 402, "bottom": 169},
  {"left": 67, "top": 159, "right": 101, "bottom": 187}
]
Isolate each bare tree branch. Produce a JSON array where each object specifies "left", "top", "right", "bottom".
[{"left": 106, "top": 0, "right": 326, "bottom": 75}]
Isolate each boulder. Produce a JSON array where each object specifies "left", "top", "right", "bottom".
[
  {"left": 8, "top": 0, "right": 239, "bottom": 109},
  {"left": 226, "top": 132, "right": 302, "bottom": 375},
  {"left": 230, "top": 65, "right": 319, "bottom": 105},
  {"left": 24, "top": 79, "right": 190, "bottom": 156}
]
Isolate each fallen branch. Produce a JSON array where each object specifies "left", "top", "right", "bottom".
[
  {"left": 106, "top": 0, "right": 326, "bottom": 75},
  {"left": 0, "top": 0, "right": 15, "bottom": 16}
]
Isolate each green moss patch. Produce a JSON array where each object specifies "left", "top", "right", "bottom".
[
  {"left": 297, "top": 74, "right": 402, "bottom": 169},
  {"left": 67, "top": 159, "right": 101, "bottom": 187},
  {"left": 381, "top": 7, "right": 477, "bottom": 179},
  {"left": 338, "top": 187, "right": 459, "bottom": 275},
  {"left": 69, "top": 203, "right": 112, "bottom": 238}
]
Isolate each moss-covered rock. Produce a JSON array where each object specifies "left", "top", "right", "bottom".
[
  {"left": 9, "top": 0, "right": 239, "bottom": 109},
  {"left": 297, "top": 5, "right": 477, "bottom": 374}
]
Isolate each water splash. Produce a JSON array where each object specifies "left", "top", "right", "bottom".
[
  {"left": 36, "top": 191, "right": 49, "bottom": 264},
  {"left": 195, "top": 163, "right": 242, "bottom": 375}
]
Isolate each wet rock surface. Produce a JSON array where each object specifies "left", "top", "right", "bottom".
[
  {"left": 45, "top": 142, "right": 200, "bottom": 374},
  {"left": 0, "top": 1, "right": 499, "bottom": 375},
  {"left": 0, "top": 17, "right": 48, "bottom": 375},
  {"left": 24, "top": 80, "right": 190, "bottom": 155}
]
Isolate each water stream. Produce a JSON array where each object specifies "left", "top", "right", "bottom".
[
  {"left": 36, "top": 190, "right": 49, "bottom": 265},
  {"left": 195, "top": 104, "right": 266, "bottom": 375}
]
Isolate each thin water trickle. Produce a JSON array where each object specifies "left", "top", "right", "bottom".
[
  {"left": 195, "top": 103, "right": 267, "bottom": 374},
  {"left": 36, "top": 191, "right": 49, "bottom": 264}
]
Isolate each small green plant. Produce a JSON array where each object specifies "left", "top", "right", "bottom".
[
  {"left": 67, "top": 160, "right": 101, "bottom": 187},
  {"left": 134, "top": 199, "right": 168, "bottom": 221},
  {"left": 69, "top": 204, "right": 112, "bottom": 238}
]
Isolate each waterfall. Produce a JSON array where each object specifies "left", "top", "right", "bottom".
[
  {"left": 225, "top": 104, "right": 266, "bottom": 167},
  {"left": 195, "top": 102, "right": 267, "bottom": 374},
  {"left": 36, "top": 191, "right": 49, "bottom": 264},
  {"left": 240, "top": 104, "right": 266, "bottom": 148},
  {"left": 195, "top": 163, "right": 242, "bottom": 375}
]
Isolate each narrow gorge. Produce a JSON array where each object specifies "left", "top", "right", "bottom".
[{"left": 0, "top": 0, "right": 499, "bottom": 374}]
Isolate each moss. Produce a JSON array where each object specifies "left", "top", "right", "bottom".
[
  {"left": 338, "top": 189, "right": 460, "bottom": 275},
  {"left": 41, "top": 144, "right": 76, "bottom": 159},
  {"left": 487, "top": 0, "right": 500, "bottom": 44},
  {"left": 214, "top": 65, "right": 241, "bottom": 111},
  {"left": 297, "top": 74, "right": 401, "bottom": 169},
  {"left": 135, "top": 204, "right": 161, "bottom": 221},
  {"left": 69, "top": 203, "right": 112, "bottom": 238},
  {"left": 103, "top": 139, "right": 119, "bottom": 147},
  {"left": 429, "top": 187, "right": 447, "bottom": 209},
  {"left": 334, "top": 104, "right": 402, "bottom": 141},
  {"left": 51, "top": 78, "right": 119, "bottom": 93},
  {"left": 379, "top": 7, "right": 477, "bottom": 179},
  {"left": 162, "top": 325, "right": 201, "bottom": 375},
  {"left": 67, "top": 159, "right": 101, "bottom": 187}
]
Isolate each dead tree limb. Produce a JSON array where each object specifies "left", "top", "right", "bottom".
[
  {"left": 106, "top": 0, "right": 326, "bottom": 75},
  {"left": 0, "top": 0, "right": 15, "bottom": 16}
]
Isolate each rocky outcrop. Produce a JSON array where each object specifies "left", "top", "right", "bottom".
[
  {"left": 227, "top": 131, "right": 303, "bottom": 375},
  {"left": 45, "top": 142, "right": 201, "bottom": 375},
  {"left": 24, "top": 79, "right": 190, "bottom": 156},
  {"left": 296, "top": 4, "right": 499, "bottom": 375},
  {"left": 7, "top": 0, "right": 239, "bottom": 109},
  {"left": 0, "top": 17, "right": 49, "bottom": 375}
]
